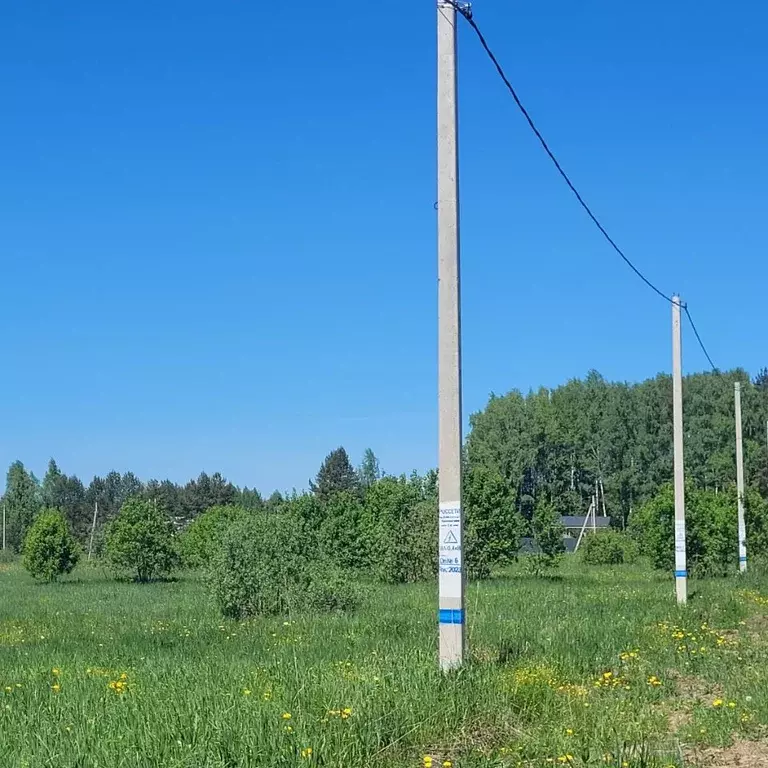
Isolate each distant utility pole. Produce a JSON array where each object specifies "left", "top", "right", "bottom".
[
  {"left": 88, "top": 501, "right": 99, "bottom": 561},
  {"left": 735, "top": 383, "right": 747, "bottom": 573},
  {"left": 672, "top": 295, "right": 687, "bottom": 605},
  {"left": 437, "top": 0, "right": 465, "bottom": 670}
]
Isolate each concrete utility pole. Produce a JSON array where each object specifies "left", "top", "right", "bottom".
[
  {"left": 437, "top": 0, "right": 465, "bottom": 670},
  {"left": 735, "top": 382, "right": 747, "bottom": 573},
  {"left": 672, "top": 295, "right": 687, "bottom": 604}
]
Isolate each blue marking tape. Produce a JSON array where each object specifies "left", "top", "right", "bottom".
[
  {"left": 439, "top": 609, "right": 464, "bottom": 625},
  {"left": 674, "top": 570, "right": 687, "bottom": 578},
  {"left": 739, "top": 556, "right": 748, "bottom": 562}
]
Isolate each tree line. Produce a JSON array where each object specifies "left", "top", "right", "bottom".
[
  {"left": 1, "top": 461, "right": 273, "bottom": 553},
  {"left": 467, "top": 367, "right": 768, "bottom": 528},
  {"left": 5, "top": 367, "right": 767, "bottom": 571}
]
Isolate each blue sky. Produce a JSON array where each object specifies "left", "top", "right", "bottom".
[{"left": 2, "top": 1, "right": 766, "bottom": 493}]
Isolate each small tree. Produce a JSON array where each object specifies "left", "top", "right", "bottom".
[
  {"left": 464, "top": 465, "right": 524, "bottom": 579},
  {"left": 22, "top": 509, "right": 80, "bottom": 582},
  {"left": 106, "top": 498, "right": 179, "bottom": 582},
  {"left": 528, "top": 499, "right": 565, "bottom": 574}
]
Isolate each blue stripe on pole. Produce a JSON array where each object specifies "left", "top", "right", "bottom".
[
  {"left": 739, "top": 556, "right": 747, "bottom": 562},
  {"left": 674, "top": 570, "right": 687, "bottom": 578},
  {"left": 439, "top": 609, "right": 464, "bottom": 625}
]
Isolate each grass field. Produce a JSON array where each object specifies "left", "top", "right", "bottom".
[{"left": 2, "top": 559, "right": 768, "bottom": 768}]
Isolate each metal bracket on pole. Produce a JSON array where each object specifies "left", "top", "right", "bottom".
[{"left": 438, "top": 0, "right": 472, "bottom": 20}]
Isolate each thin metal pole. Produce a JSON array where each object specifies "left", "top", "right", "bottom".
[
  {"left": 88, "top": 501, "right": 98, "bottom": 561},
  {"left": 672, "top": 295, "right": 687, "bottom": 604},
  {"left": 735, "top": 382, "right": 747, "bottom": 573},
  {"left": 437, "top": 0, "right": 465, "bottom": 671}
]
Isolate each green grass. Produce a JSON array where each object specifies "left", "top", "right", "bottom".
[{"left": 2, "top": 558, "right": 768, "bottom": 767}]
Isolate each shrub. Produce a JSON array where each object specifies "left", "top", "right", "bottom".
[
  {"left": 22, "top": 509, "right": 80, "bottom": 582},
  {"left": 106, "top": 498, "right": 179, "bottom": 582},
  {"left": 317, "top": 492, "right": 367, "bottom": 571},
  {"left": 581, "top": 529, "right": 638, "bottom": 566},
  {"left": 181, "top": 504, "right": 247, "bottom": 569},
  {"left": 359, "top": 477, "right": 436, "bottom": 583},
  {"left": 209, "top": 510, "right": 359, "bottom": 619},
  {"left": 630, "top": 484, "right": 768, "bottom": 577},
  {"left": 465, "top": 466, "right": 524, "bottom": 578}
]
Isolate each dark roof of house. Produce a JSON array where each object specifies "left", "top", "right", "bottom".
[{"left": 560, "top": 515, "right": 611, "bottom": 529}]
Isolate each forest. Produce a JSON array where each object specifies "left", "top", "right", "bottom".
[
  {"left": 467, "top": 367, "right": 768, "bottom": 527},
  {"left": 2, "top": 367, "right": 767, "bottom": 553}
]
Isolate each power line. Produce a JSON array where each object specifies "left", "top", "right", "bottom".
[
  {"left": 684, "top": 306, "right": 718, "bottom": 372},
  {"left": 445, "top": 0, "right": 718, "bottom": 371}
]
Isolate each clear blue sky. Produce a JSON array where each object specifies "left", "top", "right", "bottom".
[{"left": 2, "top": 1, "right": 766, "bottom": 493}]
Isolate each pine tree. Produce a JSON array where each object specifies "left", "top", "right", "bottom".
[
  {"left": 42, "top": 459, "right": 90, "bottom": 542},
  {"left": 311, "top": 447, "right": 359, "bottom": 501},
  {"left": 181, "top": 472, "right": 237, "bottom": 524}
]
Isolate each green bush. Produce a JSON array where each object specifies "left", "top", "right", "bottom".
[
  {"left": 22, "top": 509, "right": 80, "bottom": 582},
  {"left": 106, "top": 498, "right": 179, "bottom": 582},
  {"left": 531, "top": 501, "right": 565, "bottom": 568},
  {"left": 359, "top": 477, "right": 436, "bottom": 583},
  {"left": 209, "top": 510, "right": 359, "bottom": 619},
  {"left": 631, "top": 484, "right": 768, "bottom": 577},
  {"left": 581, "top": 529, "right": 638, "bottom": 566},
  {"left": 181, "top": 504, "right": 247, "bottom": 569},
  {"left": 301, "top": 562, "right": 360, "bottom": 614},
  {"left": 317, "top": 492, "right": 367, "bottom": 571}
]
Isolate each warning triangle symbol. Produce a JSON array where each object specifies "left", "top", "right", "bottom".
[{"left": 443, "top": 530, "right": 458, "bottom": 544}]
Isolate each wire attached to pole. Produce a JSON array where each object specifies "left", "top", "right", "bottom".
[{"left": 445, "top": 0, "right": 719, "bottom": 372}]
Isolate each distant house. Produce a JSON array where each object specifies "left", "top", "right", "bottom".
[{"left": 521, "top": 515, "right": 612, "bottom": 554}]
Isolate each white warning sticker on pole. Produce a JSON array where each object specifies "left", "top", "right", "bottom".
[
  {"left": 439, "top": 501, "right": 462, "bottom": 599},
  {"left": 674, "top": 520, "right": 686, "bottom": 550},
  {"left": 674, "top": 519, "right": 686, "bottom": 572}
]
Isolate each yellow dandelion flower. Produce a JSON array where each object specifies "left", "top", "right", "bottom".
[
  {"left": 52, "top": 668, "right": 61, "bottom": 676},
  {"left": 443, "top": 762, "right": 452, "bottom": 768},
  {"left": 728, "top": 701, "right": 736, "bottom": 708},
  {"left": 300, "top": 747, "right": 312, "bottom": 759},
  {"left": 242, "top": 689, "right": 252, "bottom": 696},
  {"left": 51, "top": 683, "right": 61, "bottom": 693},
  {"left": 282, "top": 712, "right": 292, "bottom": 720},
  {"left": 712, "top": 699, "right": 724, "bottom": 707}
]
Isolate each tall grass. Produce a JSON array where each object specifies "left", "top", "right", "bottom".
[{"left": 1, "top": 559, "right": 767, "bottom": 767}]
